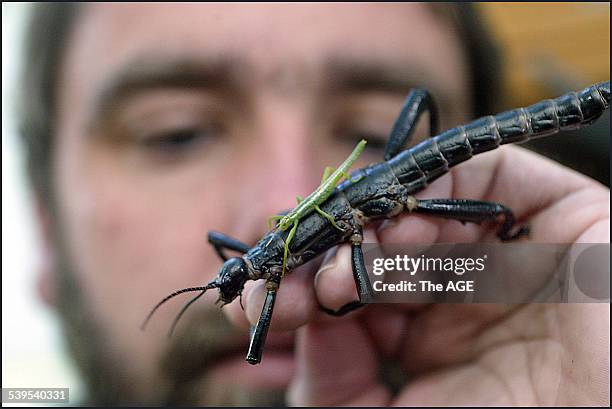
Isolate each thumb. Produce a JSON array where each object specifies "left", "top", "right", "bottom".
[{"left": 287, "top": 317, "right": 391, "bottom": 406}]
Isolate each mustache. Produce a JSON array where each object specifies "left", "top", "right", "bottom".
[
  {"left": 160, "top": 304, "right": 292, "bottom": 406},
  {"left": 156, "top": 252, "right": 331, "bottom": 405},
  {"left": 159, "top": 251, "right": 330, "bottom": 380},
  {"left": 159, "top": 306, "right": 289, "bottom": 406},
  {"left": 160, "top": 306, "right": 247, "bottom": 384}
]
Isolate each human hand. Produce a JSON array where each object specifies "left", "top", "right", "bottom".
[{"left": 225, "top": 145, "right": 610, "bottom": 406}]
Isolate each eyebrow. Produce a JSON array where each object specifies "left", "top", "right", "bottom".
[
  {"left": 88, "top": 54, "right": 453, "bottom": 131},
  {"left": 325, "top": 58, "right": 451, "bottom": 110},
  {"left": 88, "top": 55, "right": 245, "bottom": 131}
]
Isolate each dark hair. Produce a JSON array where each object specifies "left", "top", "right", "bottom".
[
  {"left": 18, "top": 3, "right": 80, "bottom": 204},
  {"left": 442, "top": 4, "right": 503, "bottom": 116},
  {"left": 18, "top": 3, "right": 502, "bottom": 204}
]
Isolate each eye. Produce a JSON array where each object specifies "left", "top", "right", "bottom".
[
  {"left": 140, "top": 124, "right": 223, "bottom": 157},
  {"left": 106, "top": 91, "right": 230, "bottom": 162},
  {"left": 144, "top": 127, "right": 208, "bottom": 148}
]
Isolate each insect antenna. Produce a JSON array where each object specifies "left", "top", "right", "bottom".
[
  {"left": 141, "top": 282, "right": 218, "bottom": 331},
  {"left": 167, "top": 289, "right": 207, "bottom": 337}
]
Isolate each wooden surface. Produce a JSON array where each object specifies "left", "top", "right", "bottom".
[{"left": 477, "top": 2, "right": 610, "bottom": 107}]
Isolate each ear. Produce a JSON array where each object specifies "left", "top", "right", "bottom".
[{"left": 34, "top": 198, "right": 59, "bottom": 307}]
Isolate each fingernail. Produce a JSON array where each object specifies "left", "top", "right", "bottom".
[
  {"left": 318, "top": 249, "right": 337, "bottom": 273},
  {"left": 314, "top": 250, "right": 337, "bottom": 288}
]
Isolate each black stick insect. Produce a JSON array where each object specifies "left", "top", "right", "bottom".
[{"left": 142, "top": 81, "right": 610, "bottom": 365}]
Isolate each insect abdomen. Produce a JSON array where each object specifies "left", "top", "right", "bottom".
[{"left": 388, "top": 81, "right": 611, "bottom": 190}]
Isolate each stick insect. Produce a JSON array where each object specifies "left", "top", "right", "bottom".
[
  {"left": 142, "top": 81, "right": 610, "bottom": 365},
  {"left": 268, "top": 139, "right": 367, "bottom": 276}
]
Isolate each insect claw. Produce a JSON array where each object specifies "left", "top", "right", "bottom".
[
  {"left": 215, "top": 298, "right": 228, "bottom": 308},
  {"left": 239, "top": 291, "right": 245, "bottom": 311}
]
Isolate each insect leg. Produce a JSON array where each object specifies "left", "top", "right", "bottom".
[
  {"left": 314, "top": 205, "right": 343, "bottom": 230},
  {"left": 349, "top": 231, "right": 375, "bottom": 302},
  {"left": 268, "top": 215, "right": 284, "bottom": 231},
  {"left": 340, "top": 169, "right": 363, "bottom": 183},
  {"left": 321, "top": 166, "right": 335, "bottom": 183},
  {"left": 321, "top": 161, "right": 358, "bottom": 187},
  {"left": 268, "top": 208, "right": 293, "bottom": 230},
  {"left": 411, "top": 198, "right": 530, "bottom": 241},
  {"left": 246, "top": 279, "right": 279, "bottom": 365},
  {"left": 320, "top": 227, "right": 374, "bottom": 316},
  {"left": 207, "top": 231, "right": 251, "bottom": 261},
  {"left": 384, "top": 88, "right": 439, "bottom": 161},
  {"left": 282, "top": 221, "right": 299, "bottom": 275}
]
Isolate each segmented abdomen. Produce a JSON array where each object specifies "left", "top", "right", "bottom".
[{"left": 388, "top": 81, "right": 610, "bottom": 192}]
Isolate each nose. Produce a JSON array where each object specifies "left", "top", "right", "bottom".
[{"left": 231, "top": 96, "right": 324, "bottom": 243}]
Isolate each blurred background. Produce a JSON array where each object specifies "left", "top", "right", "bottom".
[
  {"left": 479, "top": 2, "right": 610, "bottom": 185},
  {"left": 2, "top": 3, "right": 85, "bottom": 404},
  {"left": 1, "top": 2, "right": 609, "bottom": 404}
]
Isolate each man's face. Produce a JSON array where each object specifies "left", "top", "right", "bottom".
[{"left": 49, "top": 3, "right": 469, "bottom": 404}]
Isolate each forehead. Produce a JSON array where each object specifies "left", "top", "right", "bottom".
[
  {"left": 63, "top": 3, "right": 465, "bottom": 94},
  {"left": 74, "top": 3, "right": 449, "bottom": 55}
]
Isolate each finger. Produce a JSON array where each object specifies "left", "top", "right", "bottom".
[
  {"left": 398, "top": 303, "right": 517, "bottom": 373},
  {"left": 451, "top": 146, "right": 599, "bottom": 219},
  {"left": 361, "top": 305, "right": 411, "bottom": 358},
  {"left": 523, "top": 183, "right": 609, "bottom": 243},
  {"left": 223, "top": 263, "right": 318, "bottom": 331},
  {"left": 222, "top": 280, "right": 259, "bottom": 330},
  {"left": 378, "top": 146, "right": 604, "bottom": 244},
  {"left": 313, "top": 244, "right": 356, "bottom": 313},
  {"left": 287, "top": 318, "right": 391, "bottom": 406},
  {"left": 313, "top": 228, "right": 379, "bottom": 314}
]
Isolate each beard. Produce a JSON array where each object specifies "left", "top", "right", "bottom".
[{"left": 52, "top": 230, "right": 287, "bottom": 406}]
